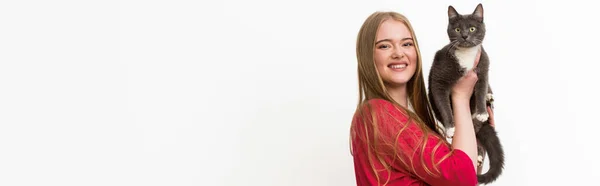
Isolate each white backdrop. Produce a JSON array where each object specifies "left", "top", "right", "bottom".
[{"left": 1, "top": 0, "right": 598, "bottom": 185}]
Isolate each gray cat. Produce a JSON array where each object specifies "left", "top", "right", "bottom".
[{"left": 427, "top": 3, "right": 504, "bottom": 184}]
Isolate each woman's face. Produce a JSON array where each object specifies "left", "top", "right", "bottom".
[{"left": 373, "top": 19, "right": 418, "bottom": 88}]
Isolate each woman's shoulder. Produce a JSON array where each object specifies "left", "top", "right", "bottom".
[
  {"left": 366, "top": 98, "right": 391, "bottom": 106},
  {"left": 361, "top": 98, "right": 393, "bottom": 108},
  {"left": 358, "top": 98, "right": 410, "bottom": 120}
]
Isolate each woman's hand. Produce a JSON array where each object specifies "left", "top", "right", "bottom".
[
  {"left": 487, "top": 106, "right": 495, "bottom": 128},
  {"left": 452, "top": 49, "right": 481, "bottom": 102},
  {"left": 452, "top": 71, "right": 478, "bottom": 101}
]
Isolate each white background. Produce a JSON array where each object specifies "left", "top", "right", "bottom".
[{"left": 0, "top": 0, "right": 598, "bottom": 185}]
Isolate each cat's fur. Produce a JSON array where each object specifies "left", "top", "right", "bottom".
[{"left": 427, "top": 4, "right": 504, "bottom": 184}]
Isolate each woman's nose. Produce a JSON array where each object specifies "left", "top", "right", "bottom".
[{"left": 392, "top": 50, "right": 404, "bottom": 59}]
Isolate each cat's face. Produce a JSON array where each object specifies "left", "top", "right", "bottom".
[
  {"left": 447, "top": 4, "right": 486, "bottom": 47},
  {"left": 373, "top": 19, "right": 418, "bottom": 87}
]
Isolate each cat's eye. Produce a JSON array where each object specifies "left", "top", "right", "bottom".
[
  {"left": 469, "top": 27, "right": 476, "bottom": 32},
  {"left": 455, "top": 28, "right": 460, "bottom": 32}
]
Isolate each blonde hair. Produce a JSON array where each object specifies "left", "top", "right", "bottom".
[{"left": 350, "top": 11, "right": 451, "bottom": 185}]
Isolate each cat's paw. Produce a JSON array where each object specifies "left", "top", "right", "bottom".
[
  {"left": 486, "top": 93, "right": 494, "bottom": 102},
  {"left": 486, "top": 93, "right": 495, "bottom": 109},
  {"left": 472, "top": 113, "right": 489, "bottom": 122},
  {"left": 445, "top": 127, "right": 455, "bottom": 139}
]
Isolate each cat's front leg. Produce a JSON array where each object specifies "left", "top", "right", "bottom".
[{"left": 431, "top": 88, "right": 454, "bottom": 137}]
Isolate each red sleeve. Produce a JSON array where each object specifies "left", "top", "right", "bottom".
[{"left": 362, "top": 99, "right": 478, "bottom": 186}]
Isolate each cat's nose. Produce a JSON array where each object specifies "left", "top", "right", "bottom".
[{"left": 462, "top": 35, "right": 468, "bottom": 39}]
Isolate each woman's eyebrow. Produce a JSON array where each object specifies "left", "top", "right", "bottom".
[{"left": 375, "top": 37, "right": 413, "bottom": 44}]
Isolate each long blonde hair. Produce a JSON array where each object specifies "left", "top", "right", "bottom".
[{"left": 350, "top": 11, "right": 451, "bottom": 185}]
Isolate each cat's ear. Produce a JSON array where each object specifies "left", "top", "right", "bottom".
[
  {"left": 448, "top": 5, "right": 459, "bottom": 19},
  {"left": 472, "top": 3, "right": 484, "bottom": 22}
]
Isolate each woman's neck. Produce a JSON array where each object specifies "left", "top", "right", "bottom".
[{"left": 386, "top": 84, "right": 408, "bottom": 108}]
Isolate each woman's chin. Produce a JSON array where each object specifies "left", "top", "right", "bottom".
[{"left": 384, "top": 78, "right": 410, "bottom": 87}]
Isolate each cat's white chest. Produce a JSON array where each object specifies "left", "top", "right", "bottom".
[{"left": 454, "top": 45, "right": 481, "bottom": 71}]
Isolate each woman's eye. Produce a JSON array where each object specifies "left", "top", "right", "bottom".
[
  {"left": 378, "top": 44, "right": 390, "bottom": 49},
  {"left": 403, "top": 42, "right": 413, "bottom": 47},
  {"left": 469, "top": 27, "right": 476, "bottom": 32},
  {"left": 455, "top": 28, "right": 460, "bottom": 32}
]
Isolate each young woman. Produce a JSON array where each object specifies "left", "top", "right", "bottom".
[{"left": 350, "top": 11, "right": 493, "bottom": 186}]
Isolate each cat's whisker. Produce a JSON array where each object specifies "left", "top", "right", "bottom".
[{"left": 446, "top": 41, "right": 459, "bottom": 56}]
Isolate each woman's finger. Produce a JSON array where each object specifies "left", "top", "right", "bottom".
[
  {"left": 487, "top": 106, "right": 495, "bottom": 128},
  {"left": 467, "top": 70, "right": 478, "bottom": 82}
]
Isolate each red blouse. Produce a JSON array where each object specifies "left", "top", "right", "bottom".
[{"left": 351, "top": 99, "right": 477, "bottom": 186}]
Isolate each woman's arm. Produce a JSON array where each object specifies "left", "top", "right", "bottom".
[
  {"left": 451, "top": 93, "right": 478, "bottom": 169},
  {"left": 449, "top": 50, "right": 481, "bottom": 170}
]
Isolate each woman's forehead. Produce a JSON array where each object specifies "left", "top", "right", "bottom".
[{"left": 376, "top": 19, "right": 412, "bottom": 41}]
